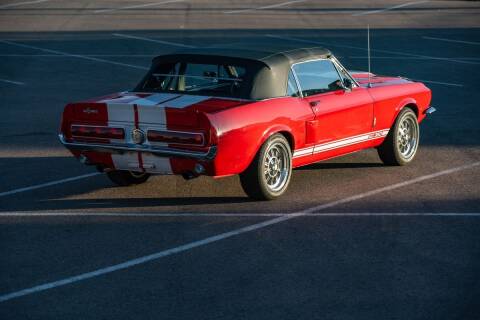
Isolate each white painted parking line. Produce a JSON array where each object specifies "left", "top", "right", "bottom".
[
  {"left": 0, "top": 172, "right": 100, "bottom": 198},
  {"left": 0, "top": 40, "right": 148, "bottom": 70},
  {"left": 0, "top": 78, "right": 24, "bottom": 85},
  {"left": 113, "top": 33, "right": 197, "bottom": 48},
  {"left": 1, "top": 212, "right": 480, "bottom": 217},
  {"left": 95, "top": 0, "right": 184, "bottom": 14},
  {"left": 224, "top": 0, "right": 307, "bottom": 14},
  {"left": 0, "top": 161, "right": 478, "bottom": 303},
  {"left": 265, "top": 34, "right": 480, "bottom": 65},
  {"left": 422, "top": 36, "right": 480, "bottom": 46},
  {"left": 0, "top": 0, "right": 50, "bottom": 9},
  {"left": 352, "top": 0, "right": 430, "bottom": 16},
  {"left": 349, "top": 56, "right": 480, "bottom": 60}
]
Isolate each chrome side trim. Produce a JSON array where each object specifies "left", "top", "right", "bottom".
[
  {"left": 425, "top": 107, "right": 436, "bottom": 115},
  {"left": 59, "top": 134, "right": 217, "bottom": 161}
]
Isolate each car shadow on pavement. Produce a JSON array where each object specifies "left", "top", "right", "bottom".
[
  {"left": 0, "top": 156, "right": 255, "bottom": 212},
  {"left": 0, "top": 155, "right": 434, "bottom": 213},
  {"left": 1, "top": 196, "right": 253, "bottom": 212}
]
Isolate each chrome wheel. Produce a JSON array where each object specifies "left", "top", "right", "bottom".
[
  {"left": 240, "top": 134, "right": 292, "bottom": 200},
  {"left": 397, "top": 114, "right": 419, "bottom": 160},
  {"left": 263, "top": 142, "right": 290, "bottom": 192}
]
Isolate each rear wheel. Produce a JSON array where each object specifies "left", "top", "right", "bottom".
[
  {"left": 240, "top": 134, "right": 292, "bottom": 200},
  {"left": 106, "top": 170, "right": 150, "bottom": 186},
  {"left": 377, "top": 108, "right": 420, "bottom": 166}
]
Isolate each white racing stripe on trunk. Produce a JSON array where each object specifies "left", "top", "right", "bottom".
[
  {"left": 138, "top": 108, "right": 168, "bottom": 126},
  {"left": 107, "top": 103, "right": 135, "bottom": 123},
  {"left": 107, "top": 104, "right": 138, "bottom": 170},
  {"left": 164, "top": 95, "right": 210, "bottom": 108},
  {"left": 99, "top": 94, "right": 139, "bottom": 104},
  {"left": 103, "top": 95, "right": 210, "bottom": 173},
  {"left": 136, "top": 100, "right": 173, "bottom": 174},
  {"left": 130, "top": 93, "right": 180, "bottom": 106}
]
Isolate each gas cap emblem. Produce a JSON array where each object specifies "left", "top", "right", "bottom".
[{"left": 131, "top": 128, "right": 145, "bottom": 144}]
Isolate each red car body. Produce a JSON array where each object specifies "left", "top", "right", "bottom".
[{"left": 59, "top": 48, "right": 432, "bottom": 184}]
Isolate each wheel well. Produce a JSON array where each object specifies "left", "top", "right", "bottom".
[
  {"left": 403, "top": 103, "right": 419, "bottom": 118},
  {"left": 278, "top": 131, "right": 295, "bottom": 151}
]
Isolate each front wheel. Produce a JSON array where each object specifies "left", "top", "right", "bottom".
[
  {"left": 106, "top": 170, "right": 150, "bottom": 186},
  {"left": 377, "top": 108, "right": 420, "bottom": 166},
  {"left": 240, "top": 134, "right": 292, "bottom": 200}
]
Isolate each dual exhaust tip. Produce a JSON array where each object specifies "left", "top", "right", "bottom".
[{"left": 182, "top": 163, "right": 206, "bottom": 180}]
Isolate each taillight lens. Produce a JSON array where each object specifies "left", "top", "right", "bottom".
[
  {"left": 147, "top": 130, "right": 204, "bottom": 146},
  {"left": 71, "top": 125, "right": 125, "bottom": 140}
]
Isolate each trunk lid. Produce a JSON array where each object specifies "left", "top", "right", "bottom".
[
  {"left": 64, "top": 92, "right": 251, "bottom": 146},
  {"left": 72, "top": 92, "right": 250, "bottom": 128}
]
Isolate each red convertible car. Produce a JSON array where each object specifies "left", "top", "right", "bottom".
[{"left": 59, "top": 47, "right": 434, "bottom": 200}]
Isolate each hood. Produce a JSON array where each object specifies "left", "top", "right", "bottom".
[{"left": 349, "top": 71, "right": 413, "bottom": 88}]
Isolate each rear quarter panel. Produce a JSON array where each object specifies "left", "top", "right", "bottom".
[{"left": 207, "top": 97, "right": 314, "bottom": 176}]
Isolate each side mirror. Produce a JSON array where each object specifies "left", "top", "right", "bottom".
[{"left": 343, "top": 78, "right": 353, "bottom": 90}]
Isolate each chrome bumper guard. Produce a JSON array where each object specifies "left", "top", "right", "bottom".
[
  {"left": 59, "top": 134, "right": 217, "bottom": 161},
  {"left": 425, "top": 106, "right": 436, "bottom": 115}
]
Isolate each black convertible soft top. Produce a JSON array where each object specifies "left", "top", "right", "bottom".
[{"left": 146, "top": 46, "right": 332, "bottom": 100}]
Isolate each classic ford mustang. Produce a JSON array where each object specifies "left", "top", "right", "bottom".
[{"left": 59, "top": 47, "right": 435, "bottom": 200}]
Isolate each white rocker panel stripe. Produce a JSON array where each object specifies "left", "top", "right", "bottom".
[{"left": 293, "top": 129, "right": 389, "bottom": 159}]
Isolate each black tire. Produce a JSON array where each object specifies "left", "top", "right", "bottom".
[
  {"left": 377, "top": 108, "right": 420, "bottom": 166},
  {"left": 240, "top": 134, "right": 292, "bottom": 200},
  {"left": 106, "top": 170, "right": 150, "bottom": 186}
]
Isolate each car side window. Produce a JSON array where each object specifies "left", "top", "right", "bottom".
[
  {"left": 292, "top": 59, "right": 343, "bottom": 97},
  {"left": 287, "top": 70, "right": 300, "bottom": 97}
]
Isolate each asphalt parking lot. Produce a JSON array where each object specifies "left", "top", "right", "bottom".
[{"left": 0, "top": 1, "right": 479, "bottom": 319}]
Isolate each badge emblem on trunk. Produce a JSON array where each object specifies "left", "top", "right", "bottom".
[
  {"left": 83, "top": 107, "right": 98, "bottom": 114},
  {"left": 131, "top": 129, "right": 145, "bottom": 144}
]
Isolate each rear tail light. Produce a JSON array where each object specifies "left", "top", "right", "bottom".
[
  {"left": 71, "top": 125, "right": 125, "bottom": 140},
  {"left": 147, "top": 130, "right": 204, "bottom": 146}
]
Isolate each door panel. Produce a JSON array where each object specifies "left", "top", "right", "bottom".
[
  {"left": 305, "top": 87, "right": 374, "bottom": 145},
  {"left": 291, "top": 59, "right": 374, "bottom": 163}
]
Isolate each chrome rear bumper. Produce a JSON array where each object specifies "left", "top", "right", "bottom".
[{"left": 58, "top": 134, "right": 217, "bottom": 161}]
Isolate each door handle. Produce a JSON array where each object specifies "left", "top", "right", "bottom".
[{"left": 309, "top": 100, "right": 320, "bottom": 107}]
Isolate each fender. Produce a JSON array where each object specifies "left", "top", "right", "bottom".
[
  {"left": 390, "top": 97, "right": 418, "bottom": 127},
  {"left": 237, "top": 124, "right": 295, "bottom": 174},
  {"left": 260, "top": 124, "right": 295, "bottom": 151}
]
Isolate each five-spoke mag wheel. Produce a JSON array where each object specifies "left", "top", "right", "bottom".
[
  {"left": 263, "top": 141, "right": 290, "bottom": 193},
  {"left": 240, "top": 134, "right": 292, "bottom": 200},
  {"left": 378, "top": 108, "right": 420, "bottom": 166}
]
